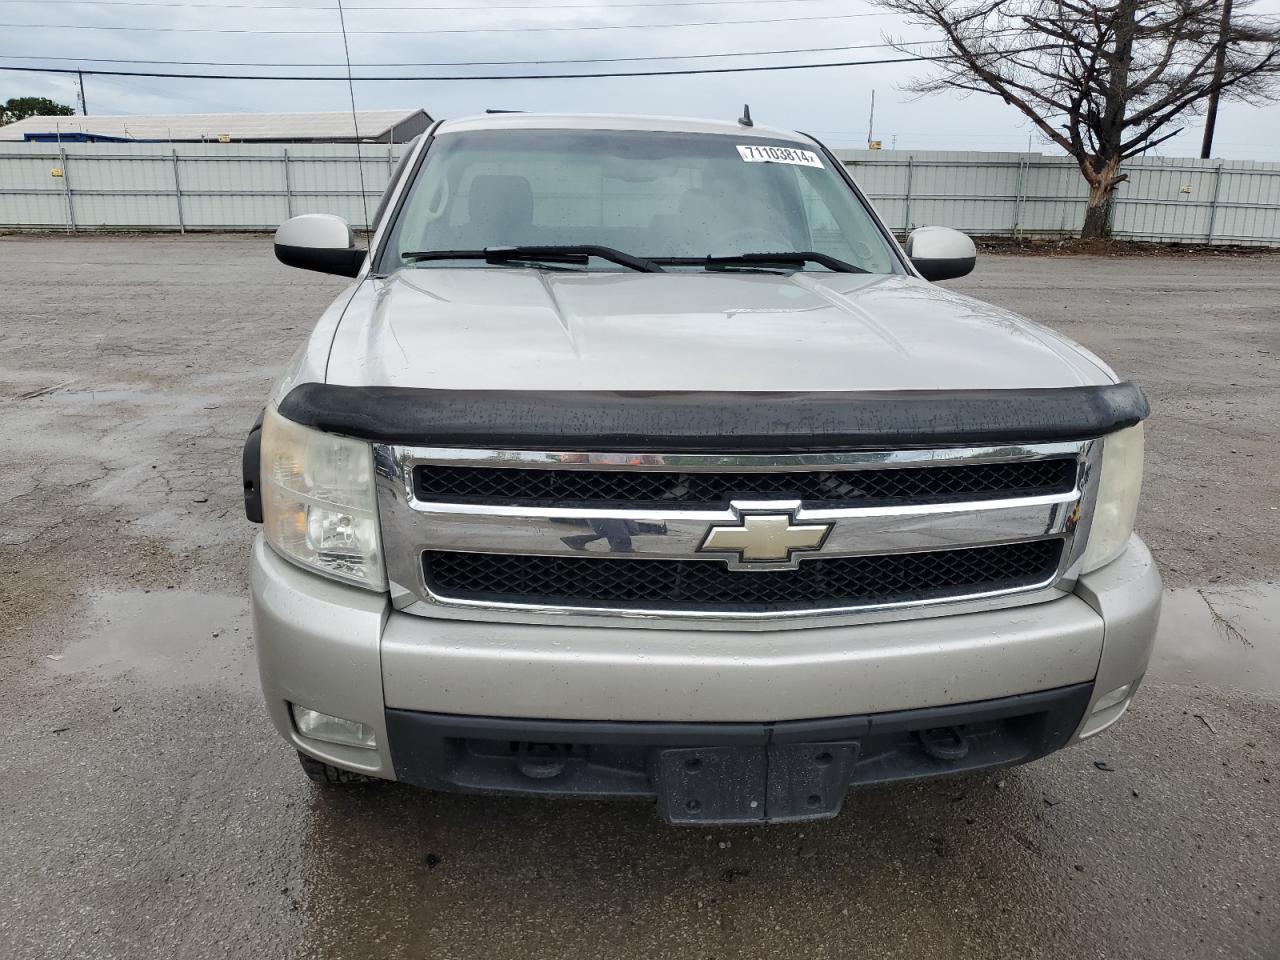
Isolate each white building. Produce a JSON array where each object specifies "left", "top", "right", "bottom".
[{"left": 0, "top": 109, "right": 433, "bottom": 144}]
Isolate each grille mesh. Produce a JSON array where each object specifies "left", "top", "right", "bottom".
[
  {"left": 423, "top": 540, "right": 1063, "bottom": 612},
  {"left": 414, "top": 459, "right": 1076, "bottom": 508}
]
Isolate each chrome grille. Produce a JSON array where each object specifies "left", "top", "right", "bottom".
[
  {"left": 413, "top": 459, "right": 1077, "bottom": 508},
  {"left": 424, "top": 541, "right": 1064, "bottom": 612},
  {"left": 375, "top": 442, "right": 1101, "bottom": 630}
]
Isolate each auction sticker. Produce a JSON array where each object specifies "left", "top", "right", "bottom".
[{"left": 736, "top": 144, "right": 823, "bottom": 167}]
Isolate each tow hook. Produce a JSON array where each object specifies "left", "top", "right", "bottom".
[
  {"left": 915, "top": 726, "right": 970, "bottom": 762},
  {"left": 516, "top": 743, "right": 568, "bottom": 780}
]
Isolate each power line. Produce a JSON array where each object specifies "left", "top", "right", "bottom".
[
  {"left": 0, "top": 39, "right": 941, "bottom": 70},
  {"left": 0, "top": 11, "right": 894, "bottom": 34},
  {"left": 0, "top": 53, "right": 935, "bottom": 82},
  {"left": 0, "top": 0, "right": 827, "bottom": 7}
]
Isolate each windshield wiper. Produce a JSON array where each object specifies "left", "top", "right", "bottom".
[
  {"left": 652, "top": 252, "right": 868, "bottom": 274},
  {"left": 401, "top": 245, "right": 664, "bottom": 273}
]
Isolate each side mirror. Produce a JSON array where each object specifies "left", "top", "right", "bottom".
[
  {"left": 274, "top": 214, "right": 366, "bottom": 277},
  {"left": 905, "top": 226, "right": 976, "bottom": 281}
]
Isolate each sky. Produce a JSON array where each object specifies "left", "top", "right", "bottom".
[{"left": 2, "top": 0, "right": 1280, "bottom": 159}]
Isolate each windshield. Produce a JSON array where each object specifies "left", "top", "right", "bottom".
[{"left": 379, "top": 128, "right": 900, "bottom": 274}]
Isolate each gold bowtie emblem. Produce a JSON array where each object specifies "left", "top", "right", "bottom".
[{"left": 700, "top": 511, "right": 831, "bottom": 568}]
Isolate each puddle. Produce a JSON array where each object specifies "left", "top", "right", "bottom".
[
  {"left": 49, "top": 589, "right": 255, "bottom": 690},
  {"left": 1148, "top": 582, "right": 1280, "bottom": 697}
]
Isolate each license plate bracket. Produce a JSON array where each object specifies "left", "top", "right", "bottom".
[
  {"left": 765, "top": 741, "right": 860, "bottom": 822},
  {"left": 653, "top": 740, "right": 860, "bottom": 825},
  {"left": 654, "top": 746, "right": 768, "bottom": 825}
]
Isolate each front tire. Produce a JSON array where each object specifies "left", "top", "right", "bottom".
[{"left": 296, "top": 750, "right": 376, "bottom": 786}]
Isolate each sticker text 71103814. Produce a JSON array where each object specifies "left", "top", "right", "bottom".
[{"left": 736, "top": 145, "right": 824, "bottom": 168}]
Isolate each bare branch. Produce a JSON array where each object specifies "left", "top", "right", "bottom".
[
  {"left": 1122, "top": 124, "right": 1185, "bottom": 156},
  {"left": 872, "top": 0, "right": 1280, "bottom": 234}
]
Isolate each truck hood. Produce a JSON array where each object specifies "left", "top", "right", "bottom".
[{"left": 324, "top": 268, "right": 1114, "bottom": 391}]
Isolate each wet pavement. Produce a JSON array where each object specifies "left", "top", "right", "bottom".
[
  {"left": 1154, "top": 583, "right": 1280, "bottom": 697},
  {"left": 47, "top": 590, "right": 255, "bottom": 691},
  {"left": 1, "top": 237, "right": 1278, "bottom": 960}
]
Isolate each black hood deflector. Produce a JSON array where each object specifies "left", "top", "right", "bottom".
[{"left": 276, "top": 382, "right": 1149, "bottom": 451}]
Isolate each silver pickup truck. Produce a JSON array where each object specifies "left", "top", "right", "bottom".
[{"left": 244, "top": 112, "right": 1160, "bottom": 825}]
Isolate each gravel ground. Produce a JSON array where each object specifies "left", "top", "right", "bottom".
[{"left": 0, "top": 236, "right": 1276, "bottom": 960}]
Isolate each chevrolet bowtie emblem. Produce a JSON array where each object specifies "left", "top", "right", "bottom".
[{"left": 699, "top": 506, "right": 832, "bottom": 570}]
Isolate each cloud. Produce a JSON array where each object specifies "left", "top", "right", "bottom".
[{"left": 3, "top": 0, "right": 1279, "bottom": 158}]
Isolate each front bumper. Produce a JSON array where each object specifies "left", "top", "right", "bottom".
[{"left": 251, "top": 534, "right": 1161, "bottom": 812}]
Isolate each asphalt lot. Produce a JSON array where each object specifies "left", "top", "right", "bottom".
[{"left": 1, "top": 236, "right": 1277, "bottom": 960}]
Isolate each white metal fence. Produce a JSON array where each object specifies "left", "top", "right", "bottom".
[
  {"left": 0, "top": 142, "right": 401, "bottom": 232},
  {"left": 2, "top": 141, "right": 1278, "bottom": 246},
  {"left": 834, "top": 149, "right": 1280, "bottom": 246}
]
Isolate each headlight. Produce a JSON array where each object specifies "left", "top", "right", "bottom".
[
  {"left": 260, "top": 406, "right": 386, "bottom": 590},
  {"left": 1080, "top": 423, "right": 1144, "bottom": 574}
]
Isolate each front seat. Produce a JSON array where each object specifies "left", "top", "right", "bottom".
[{"left": 457, "top": 174, "right": 535, "bottom": 248}]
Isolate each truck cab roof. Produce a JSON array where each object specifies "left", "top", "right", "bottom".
[{"left": 434, "top": 111, "right": 818, "bottom": 146}]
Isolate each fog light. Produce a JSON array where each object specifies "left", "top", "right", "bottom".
[
  {"left": 1093, "top": 682, "right": 1132, "bottom": 714},
  {"left": 291, "top": 703, "right": 376, "bottom": 749},
  {"left": 1078, "top": 682, "right": 1134, "bottom": 739}
]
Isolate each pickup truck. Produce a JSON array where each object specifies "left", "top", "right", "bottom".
[{"left": 244, "top": 112, "right": 1160, "bottom": 825}]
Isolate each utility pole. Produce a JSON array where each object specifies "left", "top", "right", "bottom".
[
  {"left": 76, "top": 70, "right": 88, "bottom": 115},
  {"left": 1200, "top": 0, "right": 1233, "bottom": 158},
  {"left": 867, "top": 89, "right": 876, "bottom": 147}
]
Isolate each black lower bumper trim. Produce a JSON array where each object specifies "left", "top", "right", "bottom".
[{"left": 385, "top": 684, "right": 1093, "bottom": 825}]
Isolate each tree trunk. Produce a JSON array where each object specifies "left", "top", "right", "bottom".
[
  {"left": 1081, "top": 0, "right": 1136, "bottom": 241},
  {"left": 1081, "top": 182, "right": 1116, "bottom": 239},
  {"left": 1080, "top": 159, "right": 1123, "bottom": 240}
]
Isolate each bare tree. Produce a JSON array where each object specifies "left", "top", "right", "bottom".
[{"left": 876, "top": 0, "right": 1280, "bottom": 237}]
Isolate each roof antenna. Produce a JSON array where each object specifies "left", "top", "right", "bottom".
[
  {"left": 738, "top": 104, "right": 753, "bottom": 128},
  {"left": 335, "top": 0, "right": 371, "bottom": 241}
]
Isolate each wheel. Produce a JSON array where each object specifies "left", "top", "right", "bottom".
[{"left": 296, "top": 750, "right": 377, "bottom": 786}]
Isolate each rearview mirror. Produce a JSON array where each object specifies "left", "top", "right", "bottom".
[
  {"left": 905, "top": 226, "right": 976, "bottom": 281},
  {"left": 274, "top": 214, "right": 366, "bottom": 277}
]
